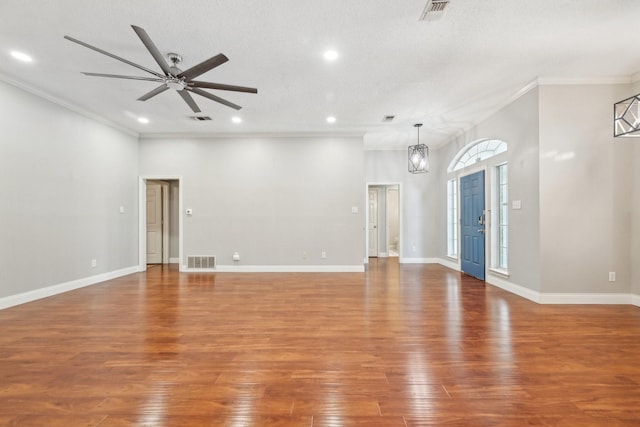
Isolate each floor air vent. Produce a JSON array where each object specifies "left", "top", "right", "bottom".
[{"left": 187, "top": 255, "right": 216, "bottom": 269}]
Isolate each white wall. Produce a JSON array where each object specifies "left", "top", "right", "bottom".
[
  {"left": 3, "top": 73, "right": 636, "bottom": 304},
  {"left": 539, "top": 84, "right": 633, "bottom": 294},
  {"left": 630, "top": 81, "right": 640, "bottom": 297},
  {"left": 0, "top": 79, "right": 139, "bottom": 299},
  {"left": 633, "top": 142, "right": 640, "bottom": 296},
  {"left": 436, "top": 88, "right": 541, "bottom": 292},
  {"left": 139, "top": 136, "right": 365, "bottom": 269}
]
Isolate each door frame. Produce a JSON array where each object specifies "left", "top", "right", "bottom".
[
  {"left": 385, "top": 185, "right": 400, "bottom": 257},
  {"left": 138, "top": 175, "right": 183, "bottom": 272},
  {"left": 365, "top": 182, "right": 402, "bottom": 262}
]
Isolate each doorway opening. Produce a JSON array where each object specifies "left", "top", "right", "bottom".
[
  {"left": 139, "top": 176, "right": 183, "bottom": 272},
  {"left": 366, "top": 183, "right": 401, "bottom": 260}
]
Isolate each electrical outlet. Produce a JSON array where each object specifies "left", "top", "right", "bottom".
[
  {"left": 321, "top": 251, "right": 327, "bottom": 259},
  {"left": 608, "top": 272, "right": 616, "bottom": 282},
  {"left": 91, "top": 259, "right": 97, "bottom": 268},
  {"left": 303, "top": 251, "right": 308, "bottom": 259}
]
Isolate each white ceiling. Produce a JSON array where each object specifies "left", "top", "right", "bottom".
[{"left": 1, "top": 0, "right": 639, "bottom": 148}]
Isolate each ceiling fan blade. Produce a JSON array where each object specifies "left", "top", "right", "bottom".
[
  {"left": 177, "top": 90, "right": 201, "bottom": 113},
  {"left": 178, "top": 54, "right": 229, "bottom": 81},
  {"left": 64, "top": 35, "right": 164, "bottom": 78},
  {"left": 82, "top": 72, "right": 163, "bottom": 82},
  {"left": 138, "top": 84, "right": 169, "bottom": 101},
  {"left": 188, "top": 87, "right": 242, "bottom": 110},
  {"left": 189, "top": 81, "right": 258, "bottom": 94},
  {"left": 131, "top": 25, "right": 173, "bottom": 76}
]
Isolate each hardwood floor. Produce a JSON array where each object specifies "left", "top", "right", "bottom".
[{"left": 1, "top": 259, "right": 639, "bottom": 426}]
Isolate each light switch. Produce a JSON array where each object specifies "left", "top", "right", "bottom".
[
  {"left": 119, "top": 206, "right": 125, "bottom": 214},
  {"left": 351, "top": 207, "right": 359, "bottom": 214},
  {"left": 512, "top": 200, "right": 522, "bottom": 210}
]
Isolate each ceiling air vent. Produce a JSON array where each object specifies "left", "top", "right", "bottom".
[
  {"left": 191, "top": 116, "right": 212, "bottom": 121},
  {"left": 420, "top": 0, "right": 450, "bottom": 21},
  {"left": 382, "top": 115, "right": 396, "bottom": 123}
]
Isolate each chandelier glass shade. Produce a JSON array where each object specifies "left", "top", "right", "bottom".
[{"left": 408, "top": 123, "right": 429, "bottom": 173}]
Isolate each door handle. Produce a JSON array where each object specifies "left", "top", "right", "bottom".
[{"left": 477, "top": 228, "right": 485, "bottom": 234}]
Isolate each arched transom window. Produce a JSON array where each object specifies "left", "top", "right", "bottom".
[{"left": 448, "top": 139, "right": 507, "bottom": 172}]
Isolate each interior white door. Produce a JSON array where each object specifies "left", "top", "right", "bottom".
[
  {"left": 146, "top": 183, "right": 163, "bottom": 264},
  {"left": 368, "top": 188, "right": 379, "bottom": 257}
]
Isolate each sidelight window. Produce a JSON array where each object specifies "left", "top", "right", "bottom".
[{"left": 447, "top": 179, "right": 458, "bottom": 258}]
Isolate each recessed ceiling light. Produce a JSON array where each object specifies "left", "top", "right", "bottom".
[
  {"left": 324, "top": 50, "right": 338, "bottom": 61},
  {"left": 231, "top": 116, "right": 242, "bottom": 123},
  {"left": 10, "top": 51, "right": 33, "bottom": 63},
  {"left": 326, "top": 116, "right": 336, "bottom": 124},
  {"left": 137, "top": 117, "right": 149, "bottom": 124}
]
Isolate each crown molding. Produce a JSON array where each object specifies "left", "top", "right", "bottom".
[
  {"left": 537, "top": 76, "right": 632, "bottom": 85},
  {"left": 139, "top": 131, "right": 365, "bottom": 140},
  {"left": 0, "top": 72, "right": 138, "bottom": 138}
]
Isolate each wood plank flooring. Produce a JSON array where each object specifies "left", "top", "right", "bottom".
[{"left": 1, "top": 258, "right": 639, "bottom": 426}]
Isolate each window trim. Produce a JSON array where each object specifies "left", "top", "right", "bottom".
[
  {"left": 447, "top": 139, "right": 508, "bottom": 173},
  {"left": 492, "top": 162, "right": 508, "bottom": 272}
]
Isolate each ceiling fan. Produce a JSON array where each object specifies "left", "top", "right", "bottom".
[{"left": 64, "top": 25, "right": 257, "bottom": 113}]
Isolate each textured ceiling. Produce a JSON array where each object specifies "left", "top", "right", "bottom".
[{"left": 1, "top": 0, "right": 639, "bottom": 148}]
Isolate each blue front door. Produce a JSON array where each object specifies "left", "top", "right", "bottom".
[{"left": 460, "top": 170, "right": 485, "bottom": 280}]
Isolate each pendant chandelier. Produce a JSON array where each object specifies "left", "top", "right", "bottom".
[
  {"left": 614, "top": 94, "right": 640, "bottom": 137},
  {"left": 408, "top": 123, "right": 429, "bottom": 173}
]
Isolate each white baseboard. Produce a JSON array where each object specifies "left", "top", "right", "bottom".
[
  {"left": 169, "top": 257, "right": 180, "bottom": 264},
  {"left": 486, "top": 275, "right": 639, "bottom": 306},
  {"left": 185, "top": 265, "right": 365, "bottom": 273},
  {"left": 539, "top": 293, "right": 636, "bottom": 305},
  {"left": 399, "top": 257, "right": 459, "bottom": 270},
  {"left": 393, "top": 258, "right": 640, "bottom": 307},
  {"left": 486, "top": 274, "right": 541, "bottom": 303},
  {"left": 0, "top": 266, "right": 139, "bottom": 310},
  {"left": 437, "top": 257, "right": 460, "bottom": 271}
]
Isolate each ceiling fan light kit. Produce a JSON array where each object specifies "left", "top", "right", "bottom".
[{"left": 64, "top": 25, "right": 257, "bottom": 114}]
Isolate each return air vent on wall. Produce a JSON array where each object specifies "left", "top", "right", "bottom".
[
  {"left": 191, "top": 116, "right": 212, "bottom": 121},
  {"left": 187, "top": 255, "right": 216, "bottom": 269},
  {"left": 420, "top": 0, "right": 450, "bottom": 21}
]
